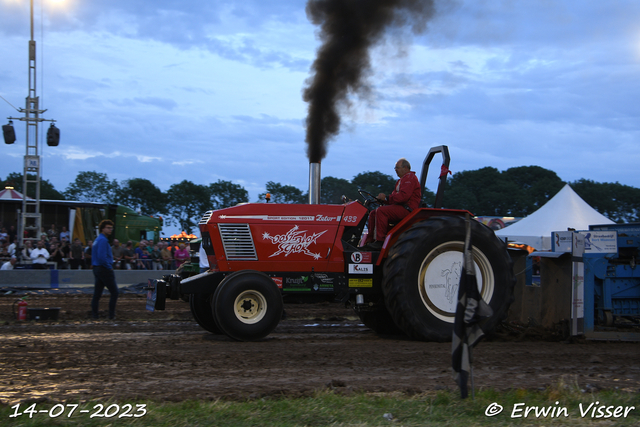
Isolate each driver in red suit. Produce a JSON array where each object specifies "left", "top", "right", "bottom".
[{"left": 362, "top": 158, "right": 421, "bottom": 250}]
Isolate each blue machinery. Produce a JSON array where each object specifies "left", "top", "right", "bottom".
[{"left": 583, "top": 223, "right": 640, "bottom": 340}]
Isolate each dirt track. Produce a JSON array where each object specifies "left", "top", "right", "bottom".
[{"left": 1, "top": 293, "right": 639, "bottom": 404}]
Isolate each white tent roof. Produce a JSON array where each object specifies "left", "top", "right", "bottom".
[{"left": 494, "top": 184, "right": 614, "bottom": 250}]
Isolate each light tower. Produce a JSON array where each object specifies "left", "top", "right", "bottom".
[{"left": 4, "top": 0, "right": 59, "bottom": 250}]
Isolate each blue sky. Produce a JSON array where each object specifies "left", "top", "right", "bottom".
[{"left": 1, "top": 0, "right": 639, "bottom": 215}]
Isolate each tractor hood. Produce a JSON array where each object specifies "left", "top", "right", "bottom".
[{"left": 198, "top": 201, "right": 368, "bottom": 273}]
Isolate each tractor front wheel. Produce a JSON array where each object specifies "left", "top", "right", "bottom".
[
  {"left": 383, "top": 216, "right": 514, "bottom": 342},
  {"left": 213, "top": 270, "right": 283, "bottom": 341}
]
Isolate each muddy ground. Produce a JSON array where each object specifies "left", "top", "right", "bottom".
[{"left": 1, "top": 291, "right": 639, "bottom": 405}]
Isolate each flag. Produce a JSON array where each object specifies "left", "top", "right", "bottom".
[{"left": 452, "top": 214, "right": 493, "bottom": 399}]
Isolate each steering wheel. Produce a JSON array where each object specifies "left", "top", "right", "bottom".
[{"left": 358, "top": 189, "right": 382, "bottom": 211}]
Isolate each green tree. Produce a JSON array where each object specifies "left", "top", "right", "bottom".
[
  {"left": 3, "top": 172, "right": 65, "bottom": 200},
  {"left": 209, "top": 180, "right": 249, "bottom": 209},
  {"left": 419, "top": 188, "right": 439, "bottom": 208},
  {"left": 64, "top": 171, "right": 117, "bottom": 203},
  {"left": 571, "top": 179, "right": 640, "bottom": 223},
  {"left": 259, "top": 181, "right": 306, "bottom": 204},
  {"left": 502, "top": 166, "right": 564, "bottom": 215},
  {"left": 320, "top": 176, "right": 358, "bottom": 204},
  {"left": 443, "top": 167, "right": 510, "bottom": 215},
  {"left": 351, "top": 171, "right": 397, "bottom": 196},
  {"left": 444, "top": 166, "right": 565, "bottom": 216},
  {"left": 165, "top": 180, "right": 211, "bottom": 233},
  {"left": 116, "top": 178, "right": 166, "bottom": 215}
]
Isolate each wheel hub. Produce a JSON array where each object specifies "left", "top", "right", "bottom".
[
  {"left": 233, "top": 290, "right": 267, "bottom": 324},
  {"left": 240, "top": 299, "right": 254, "bottom": 312},
  {"left": 417, "top": 241, "right": 494, "bottom": 323}
]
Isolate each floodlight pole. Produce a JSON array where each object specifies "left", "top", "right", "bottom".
[{"left": 7, "top": 0, "right": 57, "bottom": 251}]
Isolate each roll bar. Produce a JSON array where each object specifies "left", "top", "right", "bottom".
[{"left": 418, "top": 145, "right": 450, "bottom": 209}]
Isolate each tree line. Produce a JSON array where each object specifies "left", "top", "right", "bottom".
[{"left": 2, "top": 166, "right": 638, "bottom": 233}]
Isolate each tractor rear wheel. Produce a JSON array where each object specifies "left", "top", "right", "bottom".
[
  {"left": 213, "top": 270, "right": 283, "bottom": 341},
  {"left": 383, "top": 216, "right": 514, "bottom": 342},
  {"left": 189, "top": 294, "right": 223, "bottom": 334}
]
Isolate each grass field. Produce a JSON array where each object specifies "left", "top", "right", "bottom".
[{"left": 3, "top": 385, "right": 639, "bottom": 427}]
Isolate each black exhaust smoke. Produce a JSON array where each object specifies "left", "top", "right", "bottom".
[{"left": 303, "top": 0, "right": 436, "bottom": 163}]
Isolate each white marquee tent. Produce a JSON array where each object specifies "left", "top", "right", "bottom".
[{"left": 494, "top": 184, "right": 615, "bottom": 250}]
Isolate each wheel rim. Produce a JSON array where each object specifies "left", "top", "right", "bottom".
[
  {"left": 417, "top": 241, "right": 495, "bottom": 323},
  {"left": 233, "top": 290, "right": 267, "bottom": 324}
]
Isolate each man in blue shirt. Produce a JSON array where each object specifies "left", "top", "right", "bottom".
[{"left": 91, "top": 220, "right": 118, "bottom": 319}]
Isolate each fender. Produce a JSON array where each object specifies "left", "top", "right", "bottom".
[{"left": 377, "top": 208, "right": 473, "bottom": 264}]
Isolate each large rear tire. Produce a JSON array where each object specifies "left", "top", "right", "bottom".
[
  {"left": 213, "top": 270, "right": 283, "bottom": 341},
  {"left": 189, "top": 294, "right": 223, "bottom": 334},
  {"left": 383, "top": 216, "right": 514, "bottom": 342}
]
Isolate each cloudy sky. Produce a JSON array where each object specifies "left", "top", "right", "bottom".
[{"left": 1, "top": 0, "right": 639, "bottom": 216}]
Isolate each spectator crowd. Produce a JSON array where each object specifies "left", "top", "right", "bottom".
[
  {"left": 111, "top": 239, "right": 189, "bottom": 270},
  {"left": 0, "top": 223, "right": 189, "bottom": 271}
]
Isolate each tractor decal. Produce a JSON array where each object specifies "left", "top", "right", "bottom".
[
  {"left": 442, "top": 261, "right": 462, "bottom": 306},
  {"left": 262, "top": 225, "right": 328, "bottom": 259},
  {"left": 219, "top": 214, "right": 315, "bottom": 221},
  {"left": 348, "top": 264, "right": 373, "bottom": 274},
  {"left": 315, "top": 214, "right": 341, "bottom": 222}
]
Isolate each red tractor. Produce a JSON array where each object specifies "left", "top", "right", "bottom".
[{"left": 147, "top": 146, "right": 514, "bottom": 341}]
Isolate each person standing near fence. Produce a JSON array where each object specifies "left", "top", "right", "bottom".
[
  {"left": 111, "top": 239, "right": 124, "bottom": 269},
  {"left": 91, "top": 220, "right": 118, "bottom": 320},
  {"left": 69, "top": 239, "right": 85, "bottom": 270},
  {"left": 174, "top": 243, "right": 190, "bottom": 268},
  {"left": 30, "top": 240, "right": 50, "bottom": 269},
  {"left": 160, "top": 242, "right": 173, "bottom": 269}
]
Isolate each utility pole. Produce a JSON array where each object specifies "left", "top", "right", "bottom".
[{"left": 4, "top": 0, "right": 59, "bottom": 251}]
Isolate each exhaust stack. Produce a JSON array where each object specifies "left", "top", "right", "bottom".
[{"left": 309, "top": 162, "right": 321, "bottom": 204}]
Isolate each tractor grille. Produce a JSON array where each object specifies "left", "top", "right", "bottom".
[
  {"left": 218, "top": 223, "right": 258, "bottom": 261},
  {"left": 199, "top": 210, "right": 214, "bottom": 225}
]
